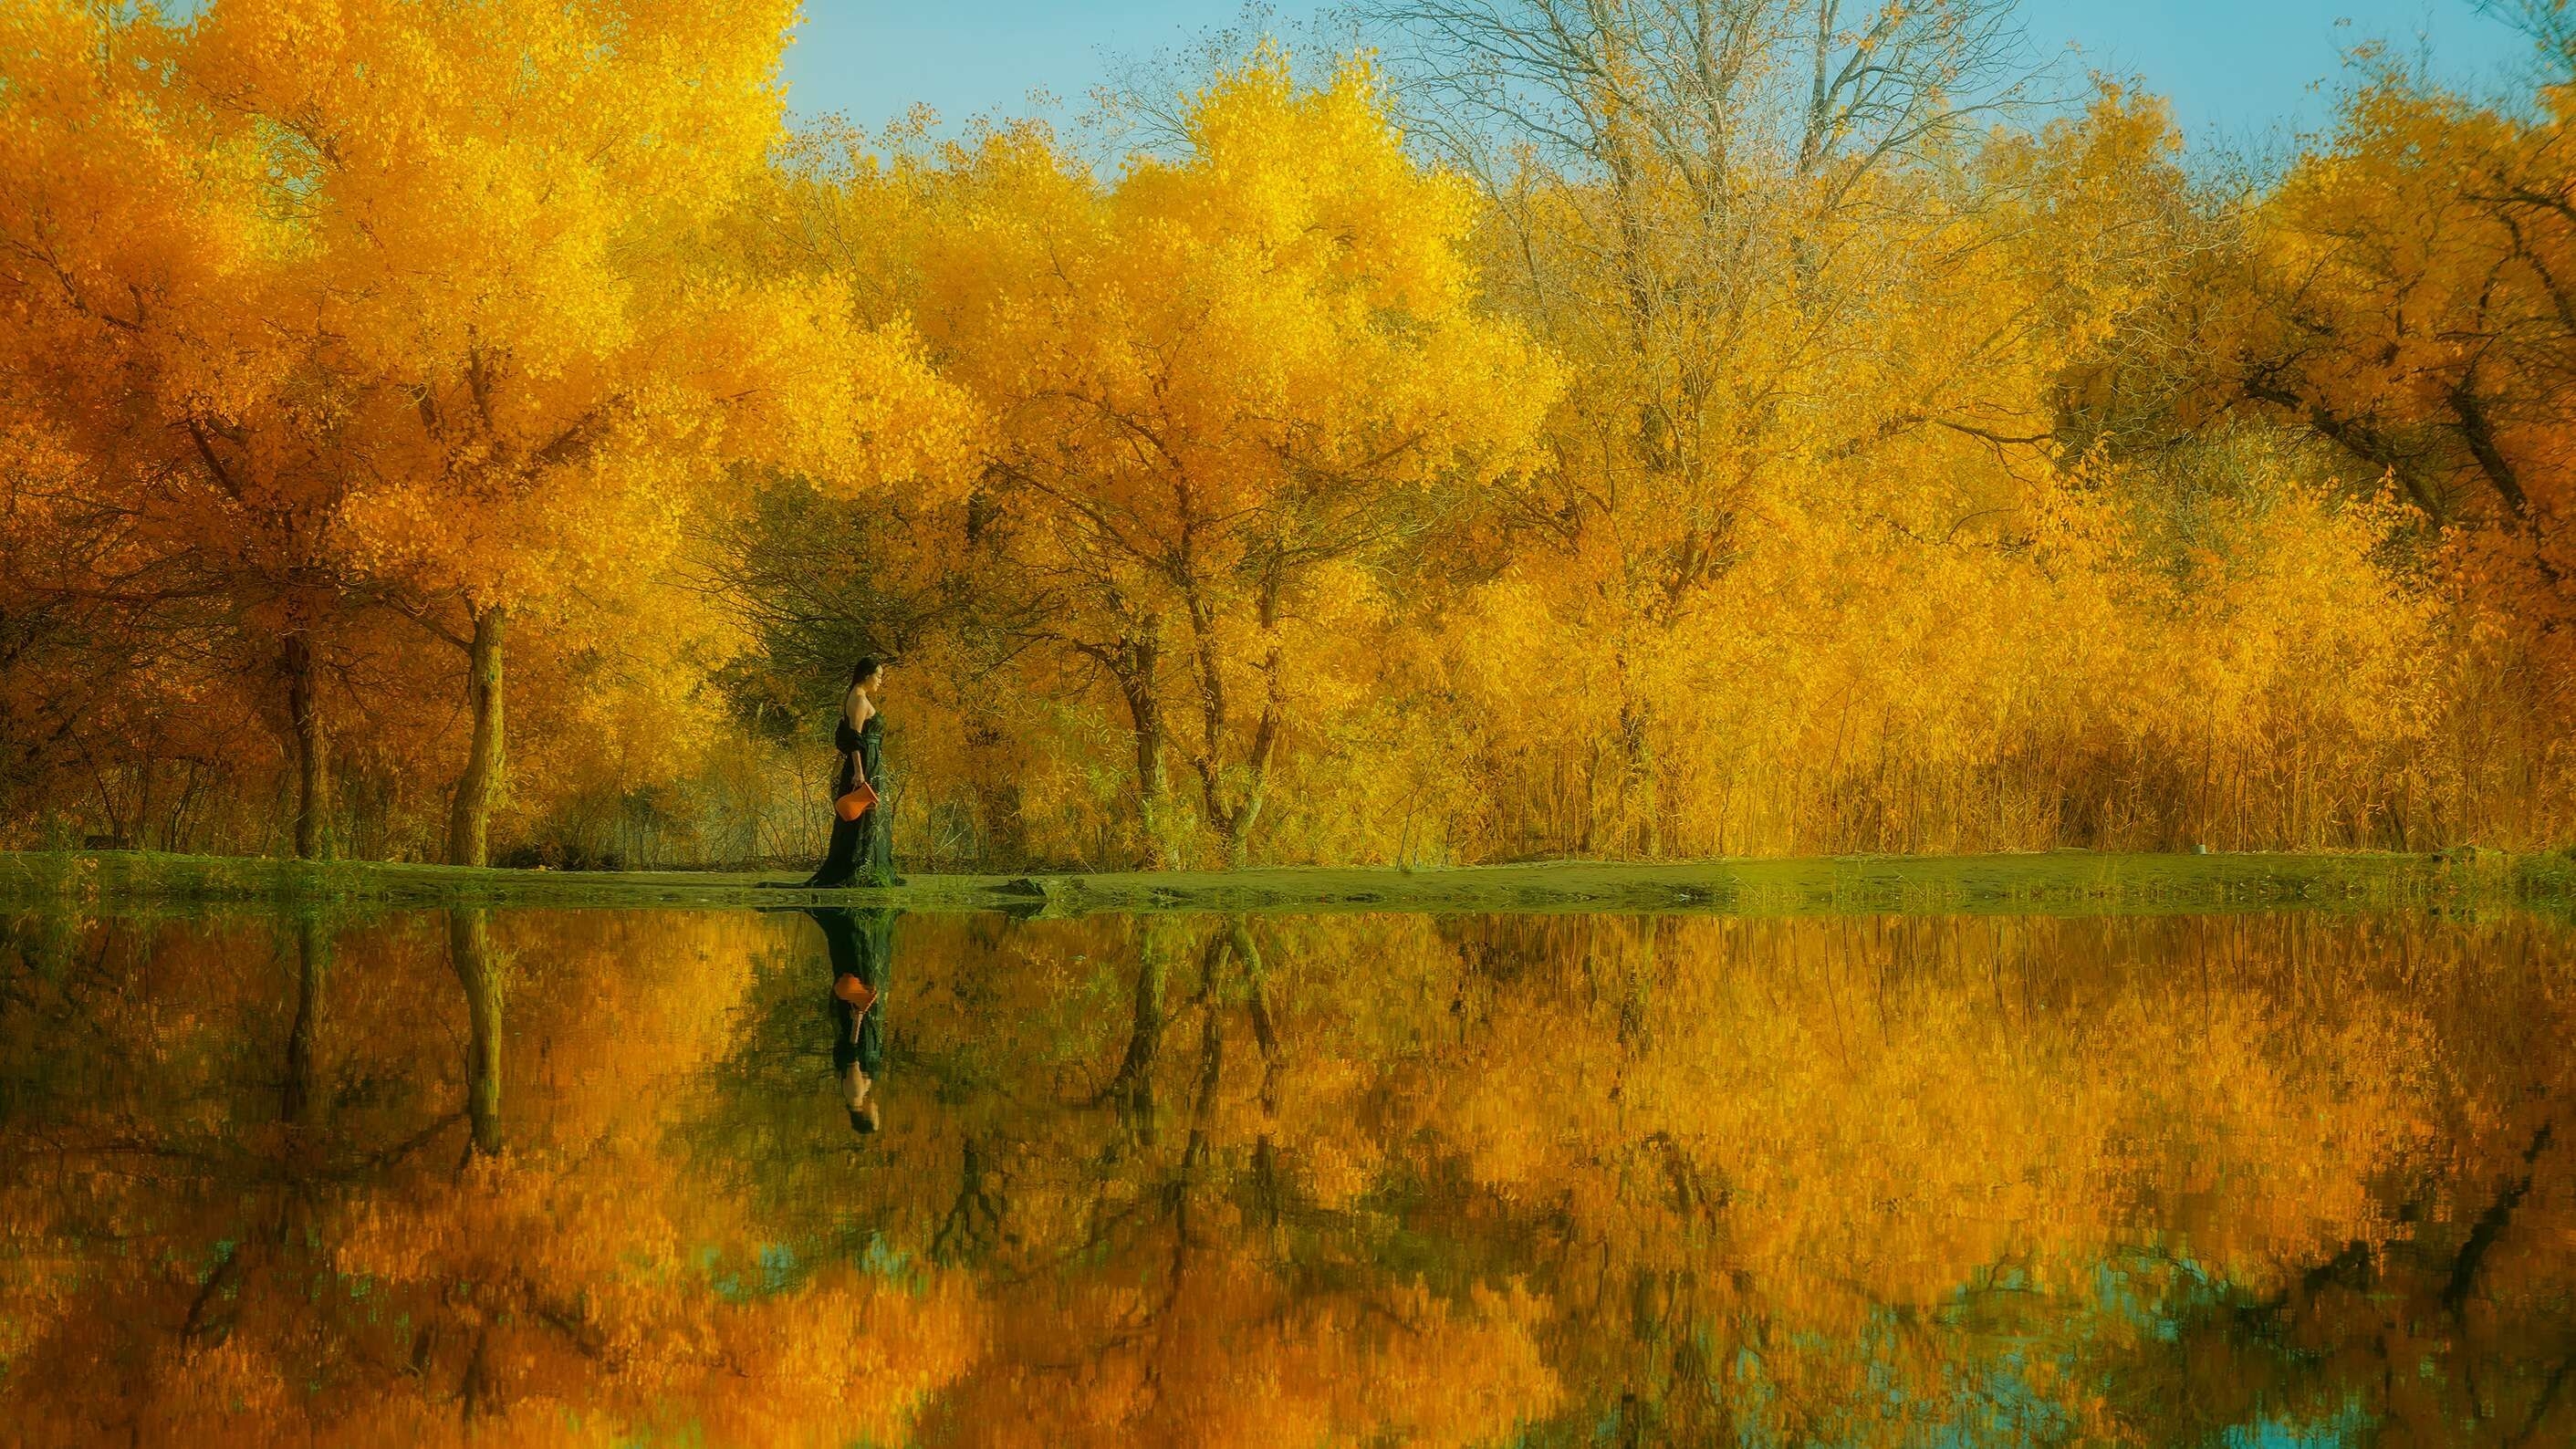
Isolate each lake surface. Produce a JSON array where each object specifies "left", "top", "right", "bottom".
[{"left": 0, "top": 905, "right": 2569, "bottom": 1446}]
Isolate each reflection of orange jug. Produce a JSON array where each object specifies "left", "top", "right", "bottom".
[
  {"left": 832, "top": 974, "right": 877, "bottom": 1015},
  {"left": 836, "top": 780, "right": 877, "bottom": 821}
]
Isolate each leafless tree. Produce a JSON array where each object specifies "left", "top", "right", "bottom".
[
  {"left": 1360, "top": 0, "right": 2039, "bottom": 198},
  {"left": 2477, "top": 0, "right": 2576, "bottom": 83},
  {"left": 1352, "top": 0, "right": 2055, "bottom": 618}
]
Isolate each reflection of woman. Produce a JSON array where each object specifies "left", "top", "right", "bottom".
[
  {"left": 803, "top": 657, "right": 895, "bottom": 889},
  {"left": 807, "top": 907, "right": 892, "bottom": 1133}
]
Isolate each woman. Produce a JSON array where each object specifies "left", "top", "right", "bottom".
[
  {"left": 806, "top": 905, "right": 890, "bottom": 1134},
  {"left": 803, "top": 657, "right": 895, "bottom": 888}
]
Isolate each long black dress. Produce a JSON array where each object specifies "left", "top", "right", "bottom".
[
  {"left": 805, "top": 712, "right": 891, "bottom": 888},
  {"left": 807, "top": 906, "right": 889, "bottom": 1082}
]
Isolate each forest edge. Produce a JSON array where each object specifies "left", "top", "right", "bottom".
[{"left": 2, "top": 848, "right": 2565, "bottom": 918}]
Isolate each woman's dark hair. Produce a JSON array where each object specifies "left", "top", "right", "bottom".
[{"left": 850, "top": 656, "right": 883, "bottom": 686}]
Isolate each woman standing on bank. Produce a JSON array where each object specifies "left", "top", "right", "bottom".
[{"left": 804, "top": 656, "right": 895, "bottom": 888}]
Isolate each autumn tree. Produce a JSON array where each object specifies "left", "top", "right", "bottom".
[
  {"left": 0, "top": 0, "right": 976, "bottom": 868},
  {"left": 1363, "top": 0, "right": 2041, "bottom": 640},
  {"left": 2071, "top": 19, "right": 2576, "bottom": 844},
  {"left": 11, "top": 2, "right": 2576, "bottom": 863},
  {"left": 776, "top": 52, "right": 1556, "bottom": 865},
  {"left": 2224, "top": 75, "right": 2576, "bottom": 541},
  {"left": 1347, "top": 0, "right": 2259, "bottom": 857},
  {"left": 0, "top": 0, "right": 381, "bottom": 858},
  {"left": 0, "top": 423, "right": 233, "bottom": 839},
  {"left": 169, "top": 0, "right": 975, "bottom": 866}
]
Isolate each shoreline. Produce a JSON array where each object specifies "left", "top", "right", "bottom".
[{"left": 1, "top": 847, "right": 2563, "bottom": 918}]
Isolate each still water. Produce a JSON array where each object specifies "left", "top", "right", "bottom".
[{"left": 0, "top": 906, "right": 2568, "bottom": 1447}]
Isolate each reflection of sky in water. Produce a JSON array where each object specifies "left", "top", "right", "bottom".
[
  {"left": 2223, "top": 1399, "right": 2373, "bottom": 1449},
  {"left": 0, "top": 906, "right": 2567, "bottom": 1445}
]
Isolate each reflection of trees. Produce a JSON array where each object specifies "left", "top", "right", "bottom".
[
  {"left": 699, "top": 911, "right": 1562, "bottom": 1446},
  {"left": 698, "top": 909, "right": 2573, "bottom": 1446},
  {"left": 930, "top": 913, "right": 1555, "bottom": 1447},
  {"left": 1401, "top": 913, "right": 2576, "bottom": 1446},
  {"left": 1093, "top": 918, "right": 1173, "bottom": 1142},
  {"left": 0, "top": 911, "right": 463, "bottom": 1440},
  {"left": 8, "top": 906, "right": 2571, "bottom": 1444},
  {"left": 0, "top": 909, "right": 978, "bottom": 1446},
  {"left": 2096, "top": 1100, "right": 2570, "bottom": 1445}
]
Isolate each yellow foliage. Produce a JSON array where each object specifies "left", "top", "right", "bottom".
[
  {"left": 6, "top": 906, "right": 2566, "bottom": 1444},
  {"left": 2, "top": 11, "right": 2573, "bottom": 863}
]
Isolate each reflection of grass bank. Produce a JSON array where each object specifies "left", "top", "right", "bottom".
[{"left": 3, "top": 847, "right": 2567, "bottom": 917}]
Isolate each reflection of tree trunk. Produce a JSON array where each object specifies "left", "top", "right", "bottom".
[
  {"left": 931, "top": 1133, "right": 1007, "bottom": 1267},
  {"left": 2511, "top": 1352, "right": 2576, "bottom": 1447},
  {"left": 1231, "top": 919, "right": 1288, "bottom": 1231},
  {"left": 448, "top": 604, "right": 506, "bottom": 868},
  {"left": 282, "top": 914, "right": 329, "bottom": 1127},
  {"left": 1615, "top": 1263, "right": 1720, "bottom": 1444},
  {"left": 2443, "top": 1119, "right": 2555, "bottom": 1316},
  {"left": 180, "top": 1246, "right": 246, "bottom": 1346},
  {"left": 193, "top": 914, "right": 337, "bottom": 1355},
  {"left": 283, "top": 633, "right": 330, "bottom": 860},
  {"left": 459, "top": 1322, "right": 492, "bottom": 1423},
  {"left": 1155, "top": 954, "right": 1229, "bottom": 1325},
  {"left": 448, "top": 910, "right": 504, "bottom": 1159},
  {"left": 1099, "top": 929, "right": 1171, "bottom": 1141},
  {"left": 1230, "top": 919, "right": 1282, "bottom": 1105}
]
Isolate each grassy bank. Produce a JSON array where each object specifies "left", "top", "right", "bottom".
[{"left": 2, "top": 847, "right": 2565, "bottom": 918}]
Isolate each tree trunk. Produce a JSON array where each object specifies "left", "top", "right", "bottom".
[
  {"left": 1182, "top": 584, "right": 1233, "bottom": 840},
  {"left": 1128, "top": 679, "right": 1165, "bottom": 808},
  {"left": 1112, "top": 622, "right": 1169, "bottom": 864},
  {"left": 964, "top": 717, "right": 1030, "bottom": 867},
  {"left": 449, "top": 908, "right": 504, "bottom": 1160},
  {"left": 448, "top": 604, "right": 506, "bottom": 868},
  {"left": 284, "top": 633, "right": 331, "bottom": 860},
  {"left": 2447, "top": 380, "right": 2534, "bottom": 528},
  {"left": 1188, "top": 569, "right": 1288, "bottom": 868},
  {"left": 1225, "top": 571, "right": 1287, "bottom": 867}
]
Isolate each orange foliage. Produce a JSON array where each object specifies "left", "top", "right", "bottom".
[
  {"left": 3, "top": 905, "right": 2568, "bottom": 1444},
  {"left": 2, "top": 5, "right": 2574, "bottom": 863}
]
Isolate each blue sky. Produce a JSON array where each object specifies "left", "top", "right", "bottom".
[{"left": 778, "top": 1, "right": 2540, "bottom": 149}]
